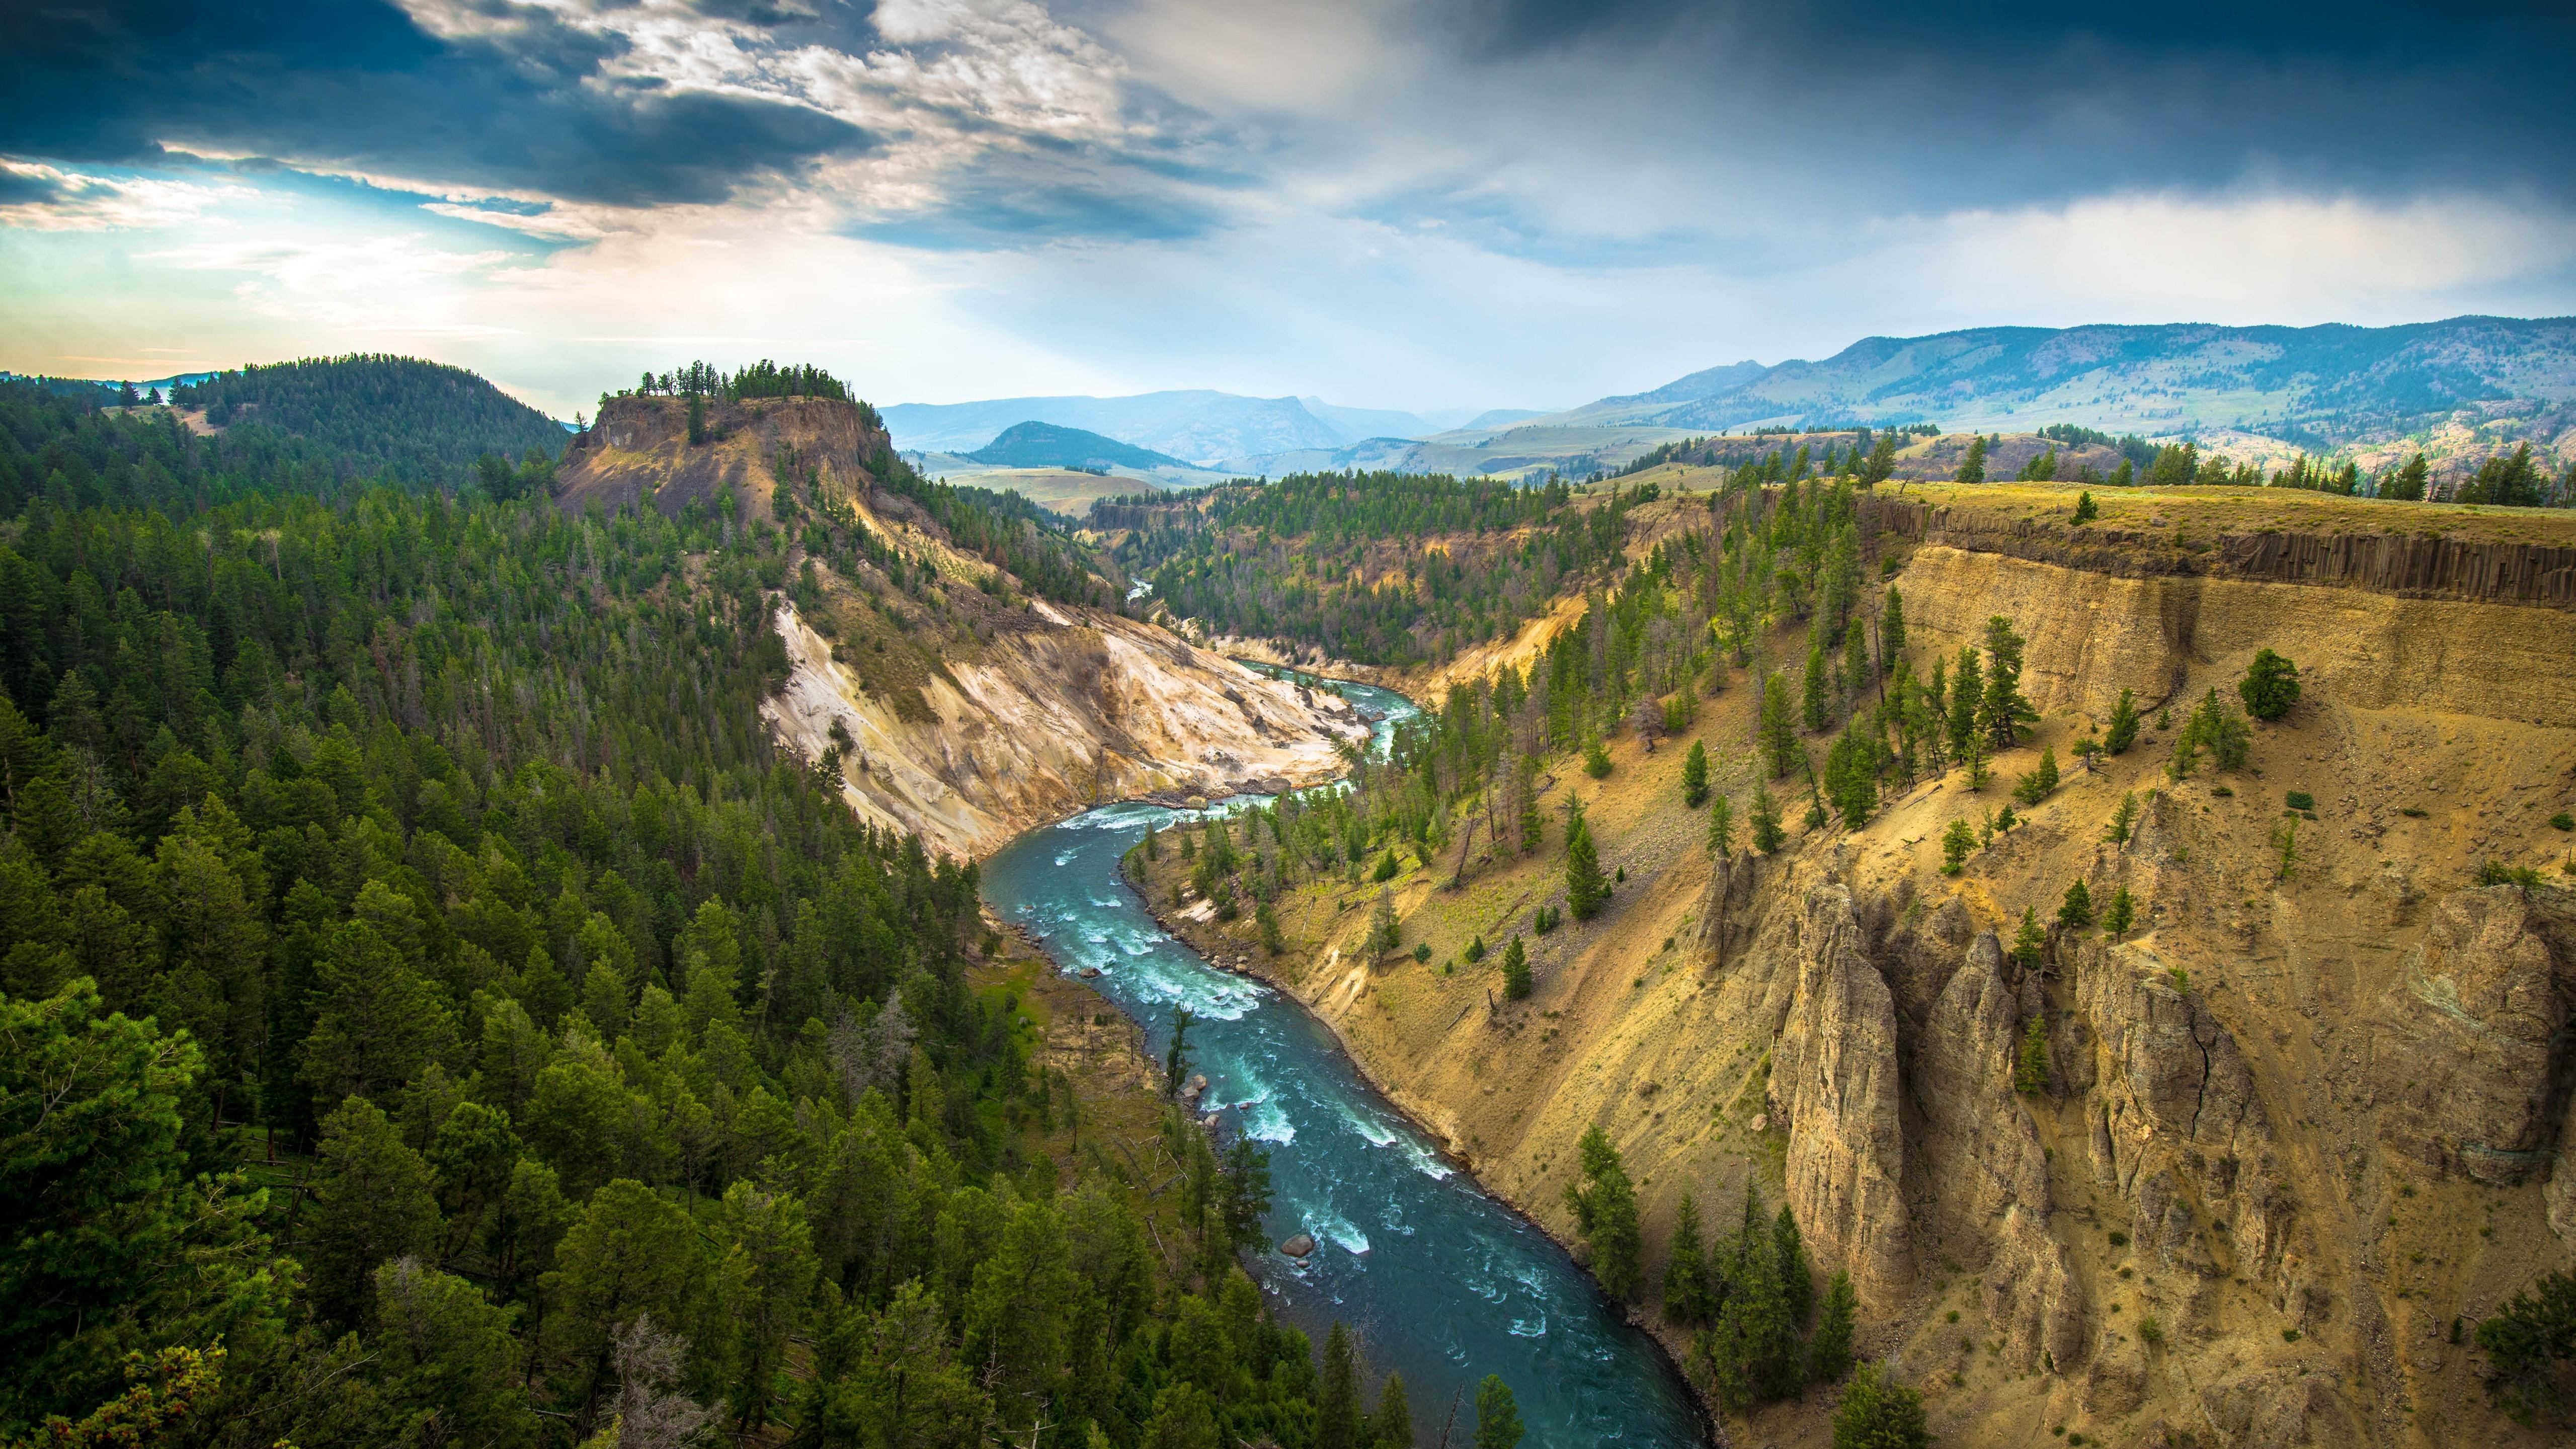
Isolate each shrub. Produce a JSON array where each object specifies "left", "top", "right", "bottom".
[
  {"left": 2138, "top": 1315, "right": 2163, "bottom": 1347},
  {"left": 1413, "top": 942, "right": 1432, "bottom": 963},
  {"left": 2286, "top": 790, "right": 2315, "bottom": 811},
  {"left": 2475, "top": 1269, "right": 2576, "bottom": 1425},
  {"left": 2238, "top": 648, "right": 2301, "bottom": 720},
  {"left": 2108, "top": 1230, "right": 2129, "bottom": 1247},
  {"left": 2479, "top": 861, "right": 2544, "bottom": 890},
  {"left": 2553, "top": 812, "right": 2574, "bottom": 832},
  {"left": 1830, "top": 1362, "right": 1930, "bottom": 1449}
]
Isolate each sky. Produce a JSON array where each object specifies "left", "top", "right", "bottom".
[{"left": 4, "top": 1, "right": 2573, "bottom": 420}]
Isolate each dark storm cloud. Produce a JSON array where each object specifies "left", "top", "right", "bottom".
[
  {"left": 0, "top": 169, "right": 68, "bottom": 206},
  {"left": 0, "top": 1, "right": 872, "bottom": 206},
  {"left": 1427, "top": 0, "right": 2576, "bottom": 207}
]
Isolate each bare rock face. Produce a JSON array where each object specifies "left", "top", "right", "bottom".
[
  {"left": 2196, "top": 1365, "right": 2355, "bottom": 1447},
  {"left": 2076, "top": 940, "right": 2302, "bottom": 1298},
  {"left": 2368, "top": 884, "right": 2576, "bottom": 1186},
  {"left": 1914, "top": 933, "right": 2086, "bottom": 1371},
  {"left": 1767, "top": 886, "right": 1913, "bottom": 1312},
  {"left": 1697, "top": 848, "right": 1758, "bottom": 968}
]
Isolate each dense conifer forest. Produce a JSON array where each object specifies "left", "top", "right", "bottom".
[
  {"left": 0, "top": 371, "right": 1414, "bottom": 1449},
  {"left": 1110, "top": 471, "right": 1647, "bottom": 666},
  {"left": 169, "top": 357, "right": 570, "bottom": 481}
]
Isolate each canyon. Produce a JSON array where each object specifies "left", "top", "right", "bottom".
[{"left": 1138, "top": 489, "right": 2576, "bottom": 1446}]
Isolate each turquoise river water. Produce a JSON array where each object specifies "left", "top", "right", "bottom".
[{"left": 979, "top": 677, "right": 1702, "bottom": 1447}]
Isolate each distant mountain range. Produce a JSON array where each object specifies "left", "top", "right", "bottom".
[
  {"left": 1557, "top": 315, "right": 2576, "bottom": 446},
  {"left": 881, "top": 390, "right": 1516, "bottom": 467}
]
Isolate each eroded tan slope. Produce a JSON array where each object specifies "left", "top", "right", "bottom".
[
  {"left": 559, "top": 393, "right": 1369, "bottom": 859},
  {"left": 766, "top": 597, "right": 1366, "bottom": 859},
  {"left": 1145, "top": 527, "right": 2576, "bottom": 1447}
]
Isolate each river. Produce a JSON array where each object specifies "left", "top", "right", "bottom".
[{"left": 980, "top": 676, "right": 1703, "bottom": 1447}]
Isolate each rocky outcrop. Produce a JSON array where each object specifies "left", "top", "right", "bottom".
[
  {"left": 2369, "top": 883, "right": 2576, "bottom": 1186},
  {"left": 1869, "top": 497, "right": 2576, "bottom": 608},
  {"left": 1696, "top": 848, "right": 1758, "bottom": 968},
  {"left": 1893, "top": 543, "right": 2576, "bottom": 726},
  {"left": 1767, "top": 886, "right": 1913, "bottom": 1312},
  {"left": 1913, "top": 933, "right": 2085, "bottom": 1372},
  {"left": 2076, "top": 941, "right": 2302, "bottom": 1299}
]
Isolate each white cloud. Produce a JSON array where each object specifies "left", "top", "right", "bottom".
[{"left": 0, "top": 164, "right": 250, "bottom": 232}]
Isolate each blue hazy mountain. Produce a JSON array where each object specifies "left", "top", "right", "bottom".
[{"left": 965, "top": 421, "right": 1193, "bottom": 472}]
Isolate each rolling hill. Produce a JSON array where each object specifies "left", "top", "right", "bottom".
[
  {"left": 170, "top": 354, "right": 567, "bottom": 471},
  {"left": 965, "top": 420, "right": 1193, "bottom": 472}
]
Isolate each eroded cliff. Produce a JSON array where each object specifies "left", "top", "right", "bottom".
[
  {"left": 559, "top": 393, "right": 1368, "bottom": 859},
  {"left": 1137, "top": 506, "right": 2576, "bottom": 1446}
]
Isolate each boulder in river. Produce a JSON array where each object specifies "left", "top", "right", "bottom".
[{"left": 1280, "top": 1233, "right": 1317, "bottom": 1258}]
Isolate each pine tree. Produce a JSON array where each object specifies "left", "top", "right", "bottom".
[
  {"left": 1831, "top": 1362, "right": 1930, "bottom": 1449},
  {"left": 1876, "top": 585, "right": 1906, "bottom": 679},
  {"left": 1565, "top": 804, "right": 1608, "bottom": 922},
  {"left": 1664, "top": 1191, "right": 1713, "bottom": 1325},
  {"left": 1563, "top": 1125, "right": 1641, "bottom": 1300},
  {"left": 1501, "top": 935, "right": 1531, "bottom": 1001},
  {"left": 1257, "top": 900, "right": 1284, "bottom": 955},
  {"left": 1374, "top": 1374, "right": 1415, "bottom": 1449},
  {"left": 2057, "top": 878, "right": 2094, "bottom": 930},
  {"left": 2010, "top": 907, "right": 2047, "bottom": 974},
  {"left": 1708, "top": 794, "right": 1734, "bottom": 857},
  {"left": 1473, "top": 1376, "right": 1524, "bottom": 1449},
  {"left": 1750, "top": 782, "right": 1785, "bottom": 855},
  {"left": 1824, "top": 722, "right": 1877, "bottom": 828},
  {"left": 309, "top": 1095, "right": 444, "bottom": 1323},
  {"left": 1165, "top": 1006, "right": 1194, "bottom": 1098},
  {"left": 1582, "top": 734, "right": 1612, "bottom": 779},
  {"left": 1803, "top": 632, "right": 1833, "bottom": 733},
  {"left": 2014, "top": 1013, "right": 2051, "bottom": 1097},
  {"left": 2097, "top": 790, "right": 2137, "bottom": 851},
  {"left": 2104, "top": 688, "right": 2140, "bottom": 754},
  {"left": 1977, "top": 616, "right": 2036, "bottom": 748},
  {"left": 2072, "top": 490, "right": 2099, "bottom": 524},
  {"left": 1759, "top": 672, "right": 1800, "bottom": 778},
  {"left": 1946, "top": 646, "right": 1982, "bottom": 761},
  {"left": 1840, "top": 613, "right": 1871, "bottom": 712},
  {"left": 1681, "top": 740, "right": 1709, "bottom": 807},
  {"left": 1774, "top": 1204, "right": 1813, "bottom": 1326},
  {"left": 1319, "top": 1322, "right": 1361, "bottom": 1449},
  {"left": 2104, "top": 886, "right": 2136, "bottom": 936},
  {"left": 1515, "top": 754, "right": 1543, "bottom": 854},
  {"left": 1807, "top": 1270, "right": 1858, "bottom": 1385},
  {"left": 1371, "top": 889, "right": 1401, "bottom": 954},
  {"left": 1956, "top": 435, "right": 1987, "bottom": 485},
  {"left": 1940, "top": 818, "right": 1975, "bottom": 874},
  {"left": 2012, "top": 744, "right": 2059, "bottom": 806}
]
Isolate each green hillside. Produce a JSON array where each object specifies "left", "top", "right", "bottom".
[{"left": 172, "top": 354, "right": 566, "bottom": 477}]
